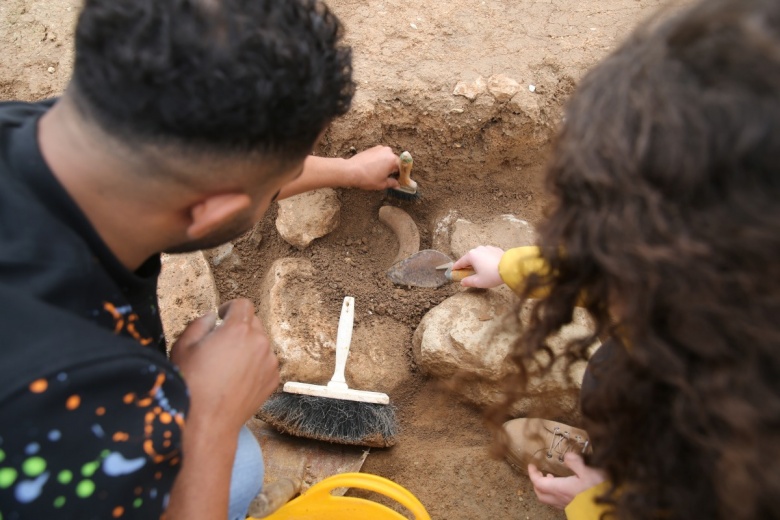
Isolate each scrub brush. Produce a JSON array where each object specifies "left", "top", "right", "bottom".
[
  {"left": 258, "top": 297, "right": 397, "bottom": 447},
  {"left": 386, "top": 151, "right": 420, "bottom": 201}
]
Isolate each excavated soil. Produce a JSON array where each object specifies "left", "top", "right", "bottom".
[{"left": 2, "top": 0, "right": 676, "bottom": 518}]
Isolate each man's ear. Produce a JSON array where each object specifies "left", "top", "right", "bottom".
[{"left": 186, "top": 192, "right": 252, "bottom": 240}]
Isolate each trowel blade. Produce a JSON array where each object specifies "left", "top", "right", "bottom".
[{"left": 386, "top": 249, "right": 454, "bottom": 288}]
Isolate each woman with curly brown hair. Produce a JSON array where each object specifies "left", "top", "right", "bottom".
[{"left": 452, "top": 0, "right": 780, "bottom": 518}]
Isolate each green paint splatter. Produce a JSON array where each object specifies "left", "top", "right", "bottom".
[
  {"left": 101, "top": 450, "right": 110, "bottom": 458},
  {"left": 76, "top": 479, "right": 95, "bottom": 498},
  {"left": 0, "top": 467, "right": 18, "bottom": 488},
  {"left": 0, "top": 449, "right": 5, "bottom": 463},
  {"left": 57, "top": 470, "right": 73, "bottom": 485},
  {"left": 81, "top": 461, "right": 99, "bottom": 477},
  {"left": 22, "top": 456, "right": 46, "bottom": 477},
  {"left": 54, "top": 496, "right": 66, "bottom": 508},
  {"left": 133, "top": 498, "right": 143, "bottom": 508}
]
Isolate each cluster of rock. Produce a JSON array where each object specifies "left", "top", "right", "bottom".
[
  {"left": 452, "top": 74, "right": 543, "bottom": 123},
  {"left": 158, "top": 204, "right": 597, "bottom": 418}
]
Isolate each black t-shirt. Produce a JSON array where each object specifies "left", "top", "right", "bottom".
[{"left": 0, "top": 100, "right": 189, "bottom": 520}]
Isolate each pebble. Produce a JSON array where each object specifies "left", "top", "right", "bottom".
[{"left": 47, "top": 67, "right": 55, "bottom": 73}]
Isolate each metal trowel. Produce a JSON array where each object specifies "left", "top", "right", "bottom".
[{"left": 386, "top": 249, "right": 476, "bottom": 288}]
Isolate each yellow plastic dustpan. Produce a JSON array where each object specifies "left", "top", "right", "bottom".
[{"left": 252, "top": 472, "right": 431, "bottom": 520}]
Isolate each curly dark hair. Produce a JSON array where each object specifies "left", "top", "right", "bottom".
[
  {"left": 71, "top": 0, "right": 354, "bottom": 161},
  {"left": 492, "top": 0, "right": 780, "bottom": 518}
]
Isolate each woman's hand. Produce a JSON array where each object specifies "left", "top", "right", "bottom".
[
  {"left": 528, "top": 453, "right": 607, "bottom": 509},
  {"left": 452, "top": 245, "right": 506, "bottom": 288}
]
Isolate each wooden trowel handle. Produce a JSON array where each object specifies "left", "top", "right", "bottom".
[
  {"left": 446, "top": 268, "right": 476, "bottom": 282},
  {"left": 398, "top": 151, "right": 416, "bottom": 190}
]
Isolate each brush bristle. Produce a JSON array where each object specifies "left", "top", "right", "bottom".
[
  {"left": 258, "top": 393, "right": 397, "bottom": 448},
  {"left": 386, "top": 187, "right": 421, "bottom": 201}
]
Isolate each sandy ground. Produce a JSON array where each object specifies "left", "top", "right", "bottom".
[{"left": 1, "top": 0, "right": 676, "bottom": 518}]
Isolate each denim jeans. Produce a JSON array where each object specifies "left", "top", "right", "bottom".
[{"left": 228, "top": 425, "right": 264, "bottom": 520}]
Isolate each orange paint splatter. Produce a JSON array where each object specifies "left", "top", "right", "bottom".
[
  {"left": 159, "top": 412, "right": 172, "bottom": 424},
  {"left": 123, "top": 393, "right": 135, "bottom": 404},
  {"left": 96, "top": 407, "right": 106, "bottom": 416},
  {"left": 164, "top": 431, "right": 172, "bottom": 439},
  {"left": 134, "top": 486, "right": 143, "bottom": 496},
  {"left": 29, "top": 379, "right": 48, "bottom": 393},
  {"left": 112, "top": 505, "right": 124, "bottom": 518},
  {"left": 163, "top": 440, "right": 171, "bottom": 449},
  {"left": 137, "top": 397, "right": 152, "bottom": 407},
  {"left": 113, "top": 432, "right": 129, "bottom": 442},
  {"left": 154, "top": 471, "right": 162, "bottom": 480},
  {"left": 103, "top": 302, "right": 125, "bottom": 334},
  {"left": 66, "top": 395, "right": 81, "bottom": 410}
]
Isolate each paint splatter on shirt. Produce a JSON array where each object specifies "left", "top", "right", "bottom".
[{"left": 0, "top": 101, "right": 189, "bottom": 519}]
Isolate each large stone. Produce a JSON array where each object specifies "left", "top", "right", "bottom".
[
  {"left": 487, "top": 74, "right": 521, "bottom": 102},
  {"left": 259, "top": 258, "right": 412, "bottom": 395},
  {"left": 275, "top": 188, "right": 341, "bottom": 249},
  {"left": 449, "top": 214, "right": 537, "bottom": 259},
  {"left": 412, "top": 289, "right": 597, "bottom": 417},
  {"left": 452, "top": 76, "right": 487, "bottom": 101},
  {"left": 158, "top": 251, "right": 220, "bottom": 347}
]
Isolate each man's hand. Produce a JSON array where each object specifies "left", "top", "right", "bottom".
[
  {"left": 170, "top": 299, "right": 279, "bottom": 431},
  {"left": 528, "top": 453, "right": 607, "bottom": 509},
  {"left": 345, "top": 145, "right": 401, "bottom": 191},
  {"left": 452, "top": 245, "right": 506, "bottom": 288}
]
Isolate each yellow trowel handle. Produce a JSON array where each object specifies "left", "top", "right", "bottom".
[{"left": 254, "top": 472, "right": 431, "bottom": 520}]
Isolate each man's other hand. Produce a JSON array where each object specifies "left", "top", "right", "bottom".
[{"left": 170, "top": 298, "right": 279, "bottom": 430}]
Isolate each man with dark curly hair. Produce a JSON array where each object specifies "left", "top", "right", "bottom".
[
  {"left": 453, "top": 0, "right": 780, "bottom": 518},
  {"left": 0, "top": 0, "right": 401, "bottom": 519}
]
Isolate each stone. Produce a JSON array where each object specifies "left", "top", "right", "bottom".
[
  {"left": 259, "top": 258, "right": 413, "bottom": 395},
  {"left": 431, "top": 209, "right": 460, "bottom": 256},
  {"left": 449, "top": 214, "right": 537, "bottom": 260},
  {"left": 452, "top": 76, "right": 486, "bottom": 101},
  {"left": 378, "top": 206, "right": 420, "bottom": 264},
  {"left": 247, "top": 222, "right": 263, "bottom": 248},
  {"left": 158, "top": 251, "right": 219, "bottom": 347},
  {"left": 508, "top": 91, "right": 542, "bottom": 121},
  {"left": 412, "top": 290, "right": 598, "bottom": 417},
  {"left": 276, "top": 188, "right": 340, "bottom": 249},
  {"left": 487, "top": 74, "right": 521, "bottom": 102},
  {"left": 205, "top": 242, "right": 236, "bottom": 267}
]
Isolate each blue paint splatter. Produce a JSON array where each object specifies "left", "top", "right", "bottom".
[
  {"left": 24, "top": 443, "right": 39, "bottom": 455},
  {"left": 116, "top": 305, "right": 132, "bottom": 315},
  {"left": 102, "top": 452, "right": 146, "bottom": 476},
  {"left": 91, "top": 424, "right": 105, "bottom": 438},
  {"left": 56, "top": 373, "right": 67, "bottom": 382},
  {"left": 48, "top": 430, "right": 61, "bottom": 442},
  {"left": 150, "top": 488, "right": 158, "bottom": 499},
  {"left": 14, "top": 472, "right": 49, "bottom": 503}
]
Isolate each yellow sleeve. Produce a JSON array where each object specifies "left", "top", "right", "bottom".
[
  {"left": 565, "top": 482, "right": 613, "bottom": 520},
  {"left": 497, "top": 246, "right": 549, "bottom": 297}
]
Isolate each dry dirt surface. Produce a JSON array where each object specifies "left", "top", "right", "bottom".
[{"left": 2, "top": 1, "right": 677, "bottom": 519}]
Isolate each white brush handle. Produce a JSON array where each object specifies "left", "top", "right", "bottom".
[
  {"left": 283, "top": 295, "right": 390, "bottom": 404},
  {"left": 326, "top": 297, "right": 354, "bottom": 391}
]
